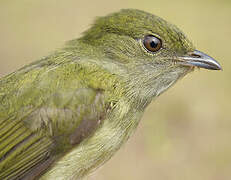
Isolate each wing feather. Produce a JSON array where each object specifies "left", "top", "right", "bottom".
[{"left": 0, "top": 60, "right": 108, "bottom": 179}]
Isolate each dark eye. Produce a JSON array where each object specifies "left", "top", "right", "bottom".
[{"left": 143, "top": 35, "right": 162, "bottom": 52}]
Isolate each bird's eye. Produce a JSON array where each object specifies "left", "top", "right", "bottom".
[{"left": 143, "top": 35, "right": 162, "bottom": 52}]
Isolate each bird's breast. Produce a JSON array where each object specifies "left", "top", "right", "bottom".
[{"left": 41, "top": 98, "right": 144, "bottom": 180}]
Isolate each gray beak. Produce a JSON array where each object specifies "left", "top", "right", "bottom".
[{"left": 178, "top": 50, "right": 222, "bottom": 70}]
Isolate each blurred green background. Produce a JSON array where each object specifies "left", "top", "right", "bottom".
[{"left": 0, "top": 0, "right": 230, "bottom": 179}]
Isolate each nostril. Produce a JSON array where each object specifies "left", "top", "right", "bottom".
[{"left": 189, "top": 52, "right": 201, "bottom": 58}]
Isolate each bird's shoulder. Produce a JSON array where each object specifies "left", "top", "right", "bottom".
[{"left": 0, "top": 52, "right": 119, "bottom": 179}]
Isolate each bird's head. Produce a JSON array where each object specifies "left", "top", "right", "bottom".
[{"left": 78, "top": 9, "right": 222, "bottom": 104}]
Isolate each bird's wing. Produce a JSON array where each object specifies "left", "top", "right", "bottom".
[{"left": 0, "top": 60, "right": 109, "bottom": 180}]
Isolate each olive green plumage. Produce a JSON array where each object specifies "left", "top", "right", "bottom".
[{"left": 0, "top": 9, "right": 221, "bottom": 180}]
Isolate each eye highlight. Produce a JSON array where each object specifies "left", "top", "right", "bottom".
[{"left": 143, "top": 35, "right": 162, "bottom": 53}]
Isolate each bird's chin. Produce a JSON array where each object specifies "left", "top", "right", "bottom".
[
  {"left": 179, "top": 65, "right": 195, "bottom": 77},
  {"left": 188, "top": 65, "right": 196, "bottom": 72}
]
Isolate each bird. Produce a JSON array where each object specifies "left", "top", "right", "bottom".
[{"left": 0, "top": 9, "right": 222, "bottom": 180}]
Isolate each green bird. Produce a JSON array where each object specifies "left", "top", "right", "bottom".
[{"left": 0, "top": 9, "right": 222, "bottom": 180}]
